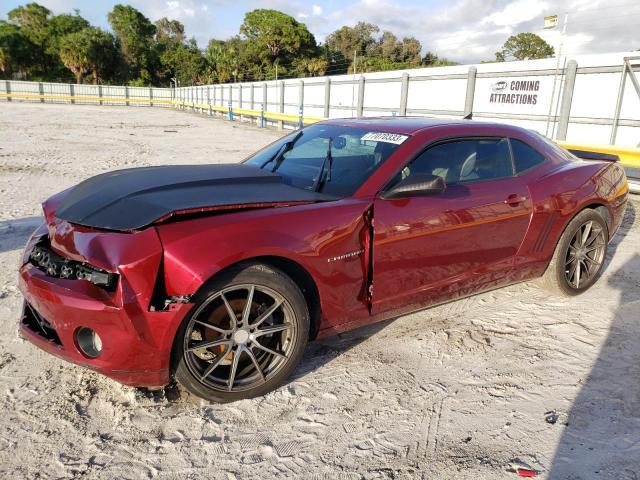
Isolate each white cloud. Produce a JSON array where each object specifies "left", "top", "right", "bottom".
[
  {"left": 298, "top": 12, "right": 309, "bottom": 19},
  {"left": 312, "top": 4, "right": 322, "bottom": 15},
  {"left": 131, "top": 0, "right": 219, "bottom": 46},
  {"left": 319, "top": 0, "right": 637, "bottom": 63},
  {"left": 484, "top": 0, "right": 549, "bottom": 27}
]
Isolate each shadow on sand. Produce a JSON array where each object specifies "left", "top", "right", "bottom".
[
  {"left": 548, "top": 202, "right": 640, "bottom": 479},
  {"left": 0, "top": 216, "right": 42, "bottom": 254}
]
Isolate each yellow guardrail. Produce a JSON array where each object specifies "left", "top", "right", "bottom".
[
  {"left": 558, "top": 141, "right": 640, "bottom": 170},
  {"left": 172, "top": 100, "right": 323, "bottom": 126},
  {"left": 0, "top": 92, "right": 172, "bottom": 104},
  {"left": 0, "top": 93, "right": 323, "bottom": 126}
]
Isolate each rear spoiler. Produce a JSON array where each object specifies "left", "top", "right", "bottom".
[{"left": 566, "top": 149, "right": 620, "bottom": 163}]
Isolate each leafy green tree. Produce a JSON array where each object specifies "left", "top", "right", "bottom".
[
  {"left": 496, "top": 33, "right": 554, "bottom": 61},
  {"left": 58, "top": 28, "right": 92, "bottom": 83},
  {"left": 85, "top": 28, "right": 118, "bottom": 84},
  {"left": 0, "top": 20, "right": 35, "bottom": 78},
  {"left": 155, "top": 17, "right": 185, "bottom": 45},
  {"left": 421, "top": 51, "right": 458, "bottom": 67},
  {"left": 1, "top": 3, "right": 467, "bottom": 85},
  {"left": 7, "top": 3, "right": 51, "bottom": 75},
  {"left": 159, "top": 39, "right": 206, "bottom": 85},
  {"left": 108, "top": 4, "right": 157, "bottom": 84},
  {"left": 205, "top": 37, "right": 251, "bottom": 83},
  {"left": 399, "top": 37, "right": 422, "bottom": 64},
  {"left": 42, "top": 13, "right": 91, "bottom": 81},
  {"left": 45, "top": 13, "right": 89, "bottom": 57},
  {"left": 326, "top": 24, "right": 423, "bottom": 74},
  {"left": 206, "top": 40, "right": 232, "bottom": 83},
  {"left": 7, "top": 2, "right": 50, "bottom": 47},
  {"left": 377, "top": 31, "right": 401, "bottom": 62},
  {"left": 58, "top": 27, "right": 117, "bottom": 84},
  {"left": 326, "top": 22, "right": 379, "bottom": 59},
  {"left": 290, "top": 56, "right": 328, "bottom": 77},
  {"left": 326, "top": 21, "right": 379, "bottom": 73},
  {"left": 370, "top": 31, "right": 422, "bottom": 66},
  {"left": 240, "top": 9, "right": 317, "bottom": 63}
]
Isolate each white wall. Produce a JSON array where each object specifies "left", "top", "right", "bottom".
[
  {"left": 178, "top": 51, "right": 639, "bottom": 147},
  {"left": 2, "top": 51, "right": 638, "bottom": 147}
]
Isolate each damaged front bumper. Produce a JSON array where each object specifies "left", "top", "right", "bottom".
[{"left": 17, "top": 218, "right": 193, "bottom": 387}]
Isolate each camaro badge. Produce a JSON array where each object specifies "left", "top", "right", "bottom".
[{"left": 327, "top": 249, "right": 365, "bottom": 263}]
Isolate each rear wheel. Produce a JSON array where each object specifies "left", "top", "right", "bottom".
[
  {"left": 174, "top": 264, "right": 309, "bottom": 403},
  {"left": 539, "top": 209, "right": 608, "bottom": 296}
]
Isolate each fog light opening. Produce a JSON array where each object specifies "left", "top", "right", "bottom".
[{"left": 76, "top": 327, "right": 103, "bottom": 358}]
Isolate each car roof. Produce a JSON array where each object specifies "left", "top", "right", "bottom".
[{"left": 320, "top": 116, "right": 518, "bottom": 135}]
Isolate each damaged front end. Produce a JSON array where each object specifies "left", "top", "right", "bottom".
[{"left": 17, "top": 210, "right": 193, "bottom": 387}]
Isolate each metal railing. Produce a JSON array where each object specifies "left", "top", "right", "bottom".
[{"left": 0, "top": 80, "right": 171, "bottom": 107}]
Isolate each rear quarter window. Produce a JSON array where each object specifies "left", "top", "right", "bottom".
[{"left": 511, "top": 139, "right": 546, "bottom": 173}]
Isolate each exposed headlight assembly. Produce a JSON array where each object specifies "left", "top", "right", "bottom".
[{"left": 30, "top": 244, "right": 117, "bottom": 289}]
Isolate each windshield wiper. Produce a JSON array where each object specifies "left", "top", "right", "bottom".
[
  {"left": 259, "top": 131, "right": 303, "bottom": 172},
  {"left": 313, "top": 137, "right": 333, "bottom": 192}
]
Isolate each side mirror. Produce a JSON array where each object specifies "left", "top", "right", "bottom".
[{"left": 383, "top": 174, "right": 446, "bottom": 199}]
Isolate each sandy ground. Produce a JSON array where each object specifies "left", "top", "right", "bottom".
[{"left": 0, "top": 103, "right": 639, "bottom": 480}]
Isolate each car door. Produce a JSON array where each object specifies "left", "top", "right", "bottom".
[{"left": 371, "top": 137, "right": 533, "bottom": 315}]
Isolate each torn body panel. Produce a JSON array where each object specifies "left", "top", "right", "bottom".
[{"left": 156, "top": 198, "right": 373, "bottom": 334}]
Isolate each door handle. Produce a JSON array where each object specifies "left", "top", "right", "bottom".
[{"left": 504, "top": 194, "right": 528, "bottom": 206}]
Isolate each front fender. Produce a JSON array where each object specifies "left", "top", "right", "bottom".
[{"left": 155, "top": 199, "right": 373, "bottom": 329}]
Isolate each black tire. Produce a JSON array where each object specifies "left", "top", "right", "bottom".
[
  {"left": 539, "top": 208, "right": 609, "bottom": 296},
  {"left": 173, "top": 264, "right": 309, "bottom": 403}
]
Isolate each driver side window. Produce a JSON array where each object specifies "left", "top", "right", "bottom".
[{"left": 398, "top": 138, "right": 513, "bottom": 186}]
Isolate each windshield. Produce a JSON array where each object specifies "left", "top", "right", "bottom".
[{"left": 244, "top": 124, "right": 408, "bottom": 196}]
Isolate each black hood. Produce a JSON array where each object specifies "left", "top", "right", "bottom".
[{"left": 55, "top": 164, "right": 334, "bottom": 231}]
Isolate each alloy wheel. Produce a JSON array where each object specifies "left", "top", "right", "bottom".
[
  {"left": 183, "top": 284, "right": 298, "bottom": 392},
  {"left": 564, "top": 220, "right": 606, "bottom": 289}
]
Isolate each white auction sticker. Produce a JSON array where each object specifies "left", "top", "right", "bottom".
[{"left": 361, "top": 132, "right": 409, "bottom": 145}]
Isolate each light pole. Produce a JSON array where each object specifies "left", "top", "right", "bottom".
[{"left": 545, "top": 13, "right": 569, "bottom": 138}]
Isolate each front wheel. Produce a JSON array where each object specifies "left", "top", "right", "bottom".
[
  {"left": 173, "top": 264, "right": 309, "bottom": 403},
  {"left": 539, "top": 208, "right": 609, "bottom": 296}
]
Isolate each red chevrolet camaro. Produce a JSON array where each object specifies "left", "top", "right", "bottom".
[{"left": 18, "top": 118, "right": 628, "bottom": 402}]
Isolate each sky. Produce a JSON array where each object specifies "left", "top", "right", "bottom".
[{"left": 1, "top": 0, "right": 639, "bottom": 64}]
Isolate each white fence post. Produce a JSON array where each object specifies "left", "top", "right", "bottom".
[
  {"left": 357, "top": 76, "right": 365, "bottom": 117},
  {"left": 399, "top": 73, "right": 409, "bottom": 116},
  {"left": 324, "top": 77, "right": 331, "bottom": 119},
  {"left": 464, "top": 66, "right": 477, "bottom": 118},
  {"left": 278, "top": 81, "right": 285, "bottom": 130},
  {"left": 556, "top": 60, "right": 578, "bottom": 141},
  {"left": 262, "top": 83, "right": 267, "bottom": 127},
  {"left": 298, "top": 80, "right": 304, "bottom": 128}
]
